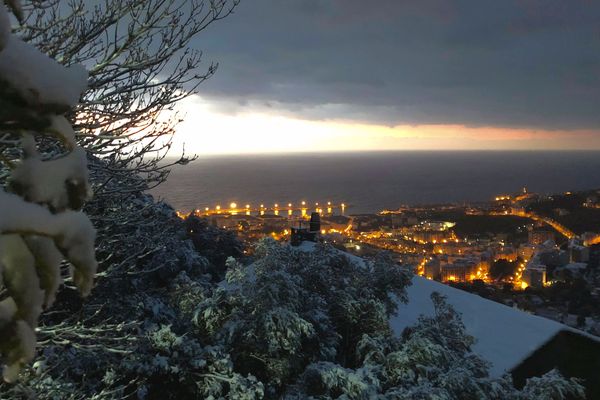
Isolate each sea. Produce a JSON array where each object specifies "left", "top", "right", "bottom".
[{"left": 149, "top": 151, "right": 600, "bottom": 214}]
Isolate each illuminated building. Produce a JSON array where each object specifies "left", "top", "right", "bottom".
[
  {"left": 493, "top": 247, "right": 518, "bottom": 262},
  {"left": 419, "top": 221, "right": 456, "bottom": 231},
  {"left": 522, "top": 265, "right": 546, "bottom": 289},
  {"left": 424, "top": 258, "right": 441, "bottom": 280},
  {"left": 441, "top": 259, "right": 478, "bottom": 282},
  {"left": 528, "top": 230, "right": 555, "bottom": 246},
  {"left": 411, "top": 230, "right": 454, "bottom": 244},
  {"left": 433, "top": 241, "right": 471, "bottom": 255},
  {"left": 257, "top": 214, "right": 289, "bottom": 231}
]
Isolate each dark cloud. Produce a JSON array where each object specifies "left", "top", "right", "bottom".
[{"left": 194, "top": 0, "right": 600, "bottom": 130}]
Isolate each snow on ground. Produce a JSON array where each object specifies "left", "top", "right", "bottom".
[{"left": 296, "top": 241, "right": 367, "bottom": 268}]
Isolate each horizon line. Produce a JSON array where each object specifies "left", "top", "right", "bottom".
[{"left": 165, "top": 148, "right": 600, "bottom": 158}]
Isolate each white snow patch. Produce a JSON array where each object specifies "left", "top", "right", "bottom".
[
  {"left": 0, "top": 191, "right": 97, "bottom": 296},
  {"left": 50, "top": 115, "right": 77, "bottom": 147},
  {"left": 11, "top": 146, "right": 91, "bottom": 211},
  {"left": 0, "top": 36, "right": 87, "bottom": 107}
]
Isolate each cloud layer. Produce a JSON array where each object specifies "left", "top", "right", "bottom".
[{"left": 194, "top": 0, "right": 600, "bottom": 132}]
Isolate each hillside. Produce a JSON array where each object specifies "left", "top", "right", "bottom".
[{"left": 527, "top": 190, "right": 600, "bottom": 235}]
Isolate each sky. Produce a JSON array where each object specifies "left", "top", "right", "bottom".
[{"left": 172, "top": 0, "right": 600, "bottom": 154}]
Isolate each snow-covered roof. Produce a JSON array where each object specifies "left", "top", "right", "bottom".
[
  {"left": 294, "top": 241, "right": 598, "bottom": 378},
  {"left": 390, "top": 276, "right": 573, "bottom": 377}
]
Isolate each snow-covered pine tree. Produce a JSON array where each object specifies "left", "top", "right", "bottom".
[{"left": 0, "top": 0, "right": 96, "bottom": 382}]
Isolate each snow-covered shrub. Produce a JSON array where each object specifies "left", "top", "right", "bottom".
[
  {"left": 121, "top": 322, "right": 264, "bottom": 399},
  {"left": 0, "top": 193, "right": 255, "bottom": 399},
  {"left": 0, "top": 0, "right": 96, "bottom": 382},
  {"left": 519, "top": 369, "right": 586, "bottom": 400},
  {"left": 186, "top": 215, "right": 244, "bottom": 281},
  {"left": 195, "top": 239, "right": 412, "bottom": 396},
  {"left": 289, "top": 361, "right": 380, "bottom": 399}
]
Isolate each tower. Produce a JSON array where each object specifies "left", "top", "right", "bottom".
[{"left": 309, "top": 212, "right": 321, "bottom": 233}]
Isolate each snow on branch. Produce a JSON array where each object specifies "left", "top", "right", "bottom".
[{"left": 0, "top": 0, "right": 96, "bottom": 382}]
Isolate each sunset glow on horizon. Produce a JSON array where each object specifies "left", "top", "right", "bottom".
[{"left": 171, "top": 96, "right": 600, "bottom": 155}]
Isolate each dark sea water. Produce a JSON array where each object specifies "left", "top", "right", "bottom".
[{"left": 149, "top": 151, "right": 600, "bottom": 214}]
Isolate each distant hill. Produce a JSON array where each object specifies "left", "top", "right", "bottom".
[{"left": 527, "top": 189, "right": 600, "bottom": 235}]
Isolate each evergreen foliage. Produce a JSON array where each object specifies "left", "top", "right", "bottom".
[
  {"left": 194, "top": 239, "right": 408, "bottom": 395},
  {"left": 186, "top": 216, "right": 244, "bottom": 281}
]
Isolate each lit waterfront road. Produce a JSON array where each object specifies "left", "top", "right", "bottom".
[
  {"left": 584, "top": 234, "right": 600, "bottom": 246},
  {"left": 178, "top": 202, "right": 349, "bottom": 217},
  {"left": 490, "top": 210, "right": 575, "bottom": 239}
]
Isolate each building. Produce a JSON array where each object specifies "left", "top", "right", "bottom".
[
  {"left": 553, "top": 208, "right": 570, "bottom": 217},
  {"left": 511, "top": 330, "right": 600, "bottom": 399},
  {"left": 419, "top": 221, "right": 456, "bottom": 231},
  {"left": 494, "top": 246, "right": 518, "bottom": 262},
  {"left": 424, "top": 258, "right": 441, "bottom": 280},
  {"left": 518, "top": 244, "right": 537, "bottom": 261},
  {"left": 432, "top": 241, "right": 471, "bottom": 255},
  {"left": 528, "top": 229, "right": 555, "bottom": 246},
  {"left": 389, "top": 212, "right": 418, "bottom": 227},
  {"left": 441, "top": 258, "right": 477, "bottom": 282},
  {"left": 522, "top": 265, "right": 547, "bottom": 289},
  {"left": 583, "top": 196, "right": 599, "bottom": 208},
  {"left": 257, "top": 214, "right": 289, "bottom": 232},
  {"left": 570, "top": 244, "right": 590, "bottom": 263},
  {"left": 411, "top": 229, "right": 455, "bottom": 244},
  {"left": 554, "top": 263, "right": 588, "bottom": 280},
  {"left": 207, "top": 214, "right": 257, "bottom": 230},
  {"left": 524, "top": 241, "right": 566, "bottom": 278}
]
